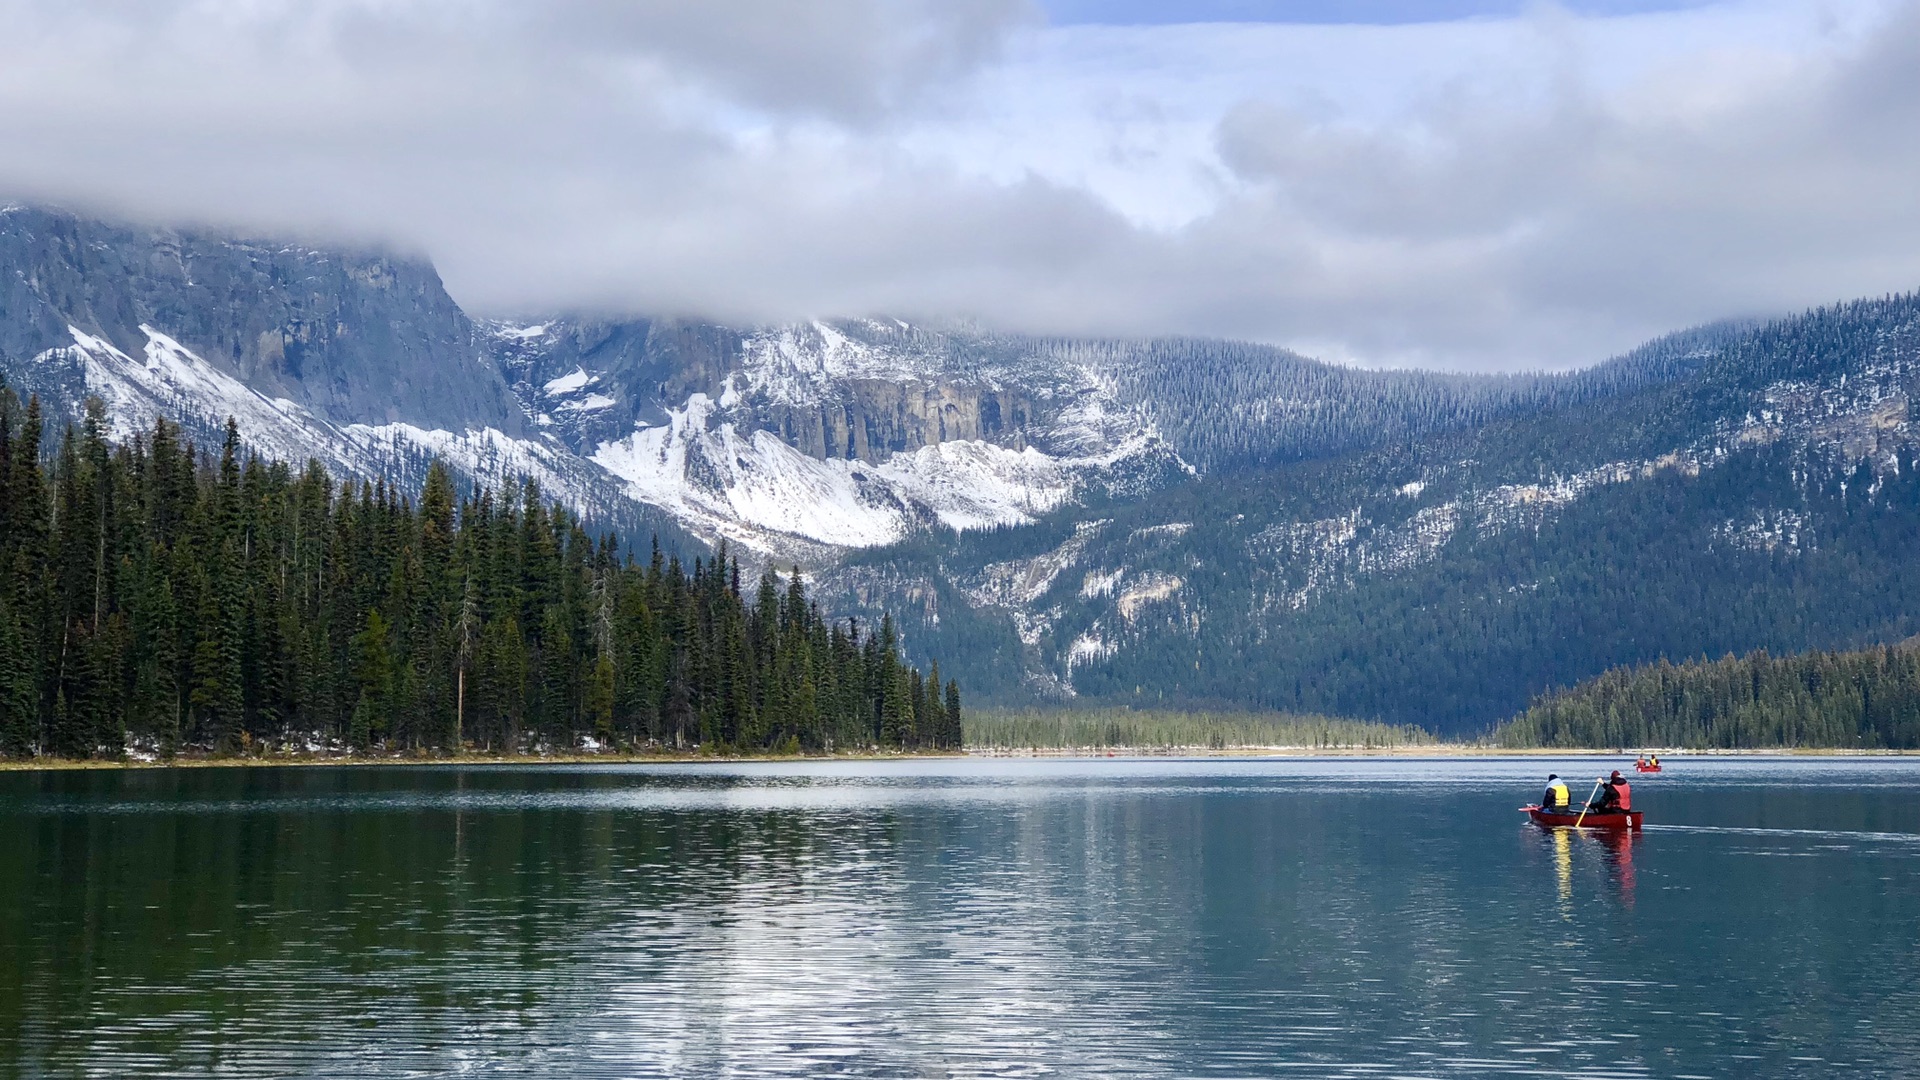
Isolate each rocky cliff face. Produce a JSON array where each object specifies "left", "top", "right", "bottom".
[
  {"left": 728, "top": 321, "right": 1047, "bottom": 463},
  {"left": 495, "top": 316, "right": 1054, "bottom": 465},
  {"left": 749, "top": 379, "right": 1034, "bottom": 463},
  {"left": 0, "top": 205, "right": 523, "bottom": 434},
  {"left": 490, "top": 316, "right": 739, "bottom": 447}
]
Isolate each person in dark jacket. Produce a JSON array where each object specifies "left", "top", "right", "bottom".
[{"left": 1589, "top": 771, "right": 1631, "bottom": 813}]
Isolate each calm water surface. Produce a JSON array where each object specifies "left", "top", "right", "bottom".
[{"left": 4, "top": 757, "right": 1919, "bottom": 1078}]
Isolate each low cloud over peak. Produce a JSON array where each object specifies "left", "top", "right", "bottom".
[{"left": 1, "top": 0, "right": 1915, "bottom": 371}]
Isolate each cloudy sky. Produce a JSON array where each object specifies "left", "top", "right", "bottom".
[{"left": 1, "top": 0, "right": 1916, "bottom": 370}]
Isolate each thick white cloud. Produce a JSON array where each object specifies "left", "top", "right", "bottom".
[{"left": 0, "top": 0, "right": 1915, "bottom": 369}]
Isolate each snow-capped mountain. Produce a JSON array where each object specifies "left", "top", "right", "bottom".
[
  {"left": 11, "top": 204, "right": 1920, "bottom": 731},
  {"left": 0, "top": 206, "right": 665, "bottom": 537},
  {"left": 489, "top": 317, "right": 1188, "bottom": 558},
  {"left": 0, "top": 206, "right": 1188, "bottom": 561},
  {"left": 25, "top": 320, "right": 641, "bottom": 525},
  {"left": 2, "top": 205, "right": 1695, "bottom": 570}
]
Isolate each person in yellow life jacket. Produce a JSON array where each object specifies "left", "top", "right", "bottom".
[{"left": 1542, "top": 774, "right": 1571, "bottom": 811}]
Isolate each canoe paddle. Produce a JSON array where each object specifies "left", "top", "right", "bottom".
[{"left": 1572, "top": 778, "right": 1605, "bottom": 828}]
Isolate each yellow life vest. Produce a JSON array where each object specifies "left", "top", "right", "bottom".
[{"left": 1548, "top": 781, "right": 1569, "bottom": 808}]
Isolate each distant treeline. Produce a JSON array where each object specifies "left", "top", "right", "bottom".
[
  {"left": 1496, "top": 644, "right": 1920, "bottom": 749},
  {"left": 966, "top": 706, "right": 1433, "bottom": 751},
  {"left": 0, "top": 394, "right": 960, "bottom": 759}
]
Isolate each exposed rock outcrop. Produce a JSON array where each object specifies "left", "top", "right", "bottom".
[{"left": 0, "top": 205, "right": 523, "bottom": 434}]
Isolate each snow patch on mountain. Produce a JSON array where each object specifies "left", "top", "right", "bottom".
[
  {"left": 872, "top": 440, "right": 1082, "bottom": 529},
  {"left": 962, "top": 520, "right": 1110, "bottom": 610},
  {"left": 341, "top": 422, "right": 596, "bottom": 502},
  {"left": 739, "top": 320, "right": 933, "bottom": 405},
  {"left": 1066, "top": 630, "right": 1117, "bottom": 675},
  {"left": 1716, "top": 508, "right": 1813, "bottom": 555},
  {"left": 593, "top": 394, "right": 906, "bottom": 548},
  {"left": 559, "top": 393, "right": 618, "bottom": 413},
  {"left": 543, "top": 367, "right": 595, "bottom": 396},
  {"left": 34, "top": 323, "right": 619, "bottom": 523},
  {"left": 1129, "top": 522, "right": 1193, "bottom": 542},
  {"left": 480, "top": 315, "right": 1191, "bottom": 555},
  {"left": 589, "top": 390, "right": 1166, "bottom": 553},
  {"left": 44, "top": 325, "right": 363, "bottom": 467},
  {"left": 1081, "top": 568, "right": 1124, "bottom": 599}
]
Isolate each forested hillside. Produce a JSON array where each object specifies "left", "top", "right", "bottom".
[
  {"left": 1496, "top": 644, "right": 1920, "bottom": 749},
  {"left": 0, "top": 392, "right": 959, "bottom": 760},
  {"left": 1038, "top": 319, "right": 1748, "bottom": 473},
  {"left": 849, "top": 294, "right": 1920, "bottom": 735}
]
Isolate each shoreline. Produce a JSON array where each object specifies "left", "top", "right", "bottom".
[
  {"left": 0, "top": 749, "right": 968, "bottom": 771},
  {"left": 969, "top": 745, "right": 1920, "bottom": 758},
  {"left": 5, "top": 744, "right": 1917, "bottom": 771}
]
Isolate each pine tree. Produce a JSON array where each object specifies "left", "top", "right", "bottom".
[
  {"left": 130, "top": 567, "right": 182, "bottom": 754},
  {"left": 189, "top": 543, "right": 246, "bottom": 752},
  {"left": 349, "top": 608, "right": 394, "bottom": 749},
  {"left": 0, "top": 601, "right": 35, "bottom": 756},
  {"left": 944, "top": 679, "right": 963, "bottom": 749},
  {"left": 585, "top": 650, "right": 615, "bottom": 744},
  {"left": 882, "top": 665, "right": 914, "bottom": 748},
  {"left": 454, "top": 574, "right": 480, "bottom": 749}
]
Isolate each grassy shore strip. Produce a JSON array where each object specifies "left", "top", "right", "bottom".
[{"left": 964, "top": 706, "right": 1435, "bottom": 752}]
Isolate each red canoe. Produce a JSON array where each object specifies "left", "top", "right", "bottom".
[
  {"left": 1635, "top": 763, "right": 1662, "bottom": 773},
  {"left": 1523, "top": 805, "right": 1643, "bottom": 830}
]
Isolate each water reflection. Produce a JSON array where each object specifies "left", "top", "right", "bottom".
[
  {"left": 1, "top": 758, "right": 1919, "bottom": 1078},
  {"left": 1553, "top": 828, "right": 1574, "bottom": 916},
  {"left": 1593, "top": 829, "right": 1640, "bottom": 908}
]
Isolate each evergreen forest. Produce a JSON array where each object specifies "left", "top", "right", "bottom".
[
  {"left": 0, "top": 394, "right": 962, "bottom": 760},
  {"left": 1496, "top": 643, "right": 1920, "bottom": 749}
]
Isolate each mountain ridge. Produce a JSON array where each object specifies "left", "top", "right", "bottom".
[
  {"left": 5, "top": 203, "right": 1915, "bottom": 734},
  {"left": 839, "top": 292, "right": 1920, "bottom": 731}
]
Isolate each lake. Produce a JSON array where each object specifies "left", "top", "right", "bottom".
[{"left": 3, "top": 756, "right": 1919, "bottom": 1077}]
